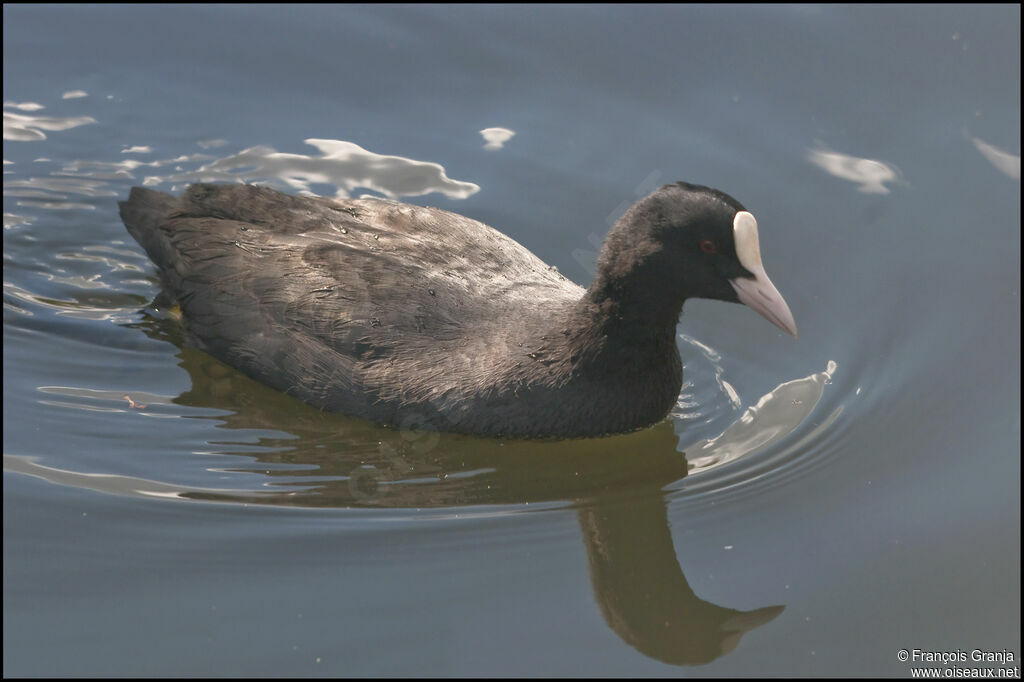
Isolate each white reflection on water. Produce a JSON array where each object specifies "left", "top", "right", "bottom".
[
  {"left": 968, "top": 134, "right": 1021, "bottom": 180},
  {"left": 685, "top": 360, "right": 838, "bottom": 476},
  {"left": 150, "top": 139, "right": 480, "bottom": 200},
  {"left": 3, "top": 213, "right": 34, "bottom": 229},
  {"left": 8, "top": 132, "right": 480, "bottom": 206},
  {"left": 4, "top": 97, "right": 480, "bottom": 204},
  {"left": 5, "top": 175, "right": 121, "bottom": 198},
  {"left": 3, "top": 101, "right": 45, "bottom": 112},
  {"left": 2, "top": 454, "right": 540, "bottom": 518},
  {"left": 3, "top": 454, "right": 260, "bottom": 500},
  {"left": 480, "top": 127, "right": 515, "bottom": 150},
  {"left": 37, "top": 385, "right": 174, "bottom": 409},
  {"left": 4, "top": 175, "right": 119, "bottom": 210},
  {"left": 59, "top": 158, "right": 161, "bottom": 179},
  {"left": 3, "top": 280, "right": 143, "bottom": 321},
  {"left": 806, "top": 144, "right": 901, "bottom": 194},
  {"left": 61, "top": 90, "right": 89, "bottom": 99},
  {"left": 2, "top": 109, "right": 97, "bottom": 142}
]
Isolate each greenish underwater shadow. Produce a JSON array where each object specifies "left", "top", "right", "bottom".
[
  {"left": 128, "top": 311, "right": 785, "bottom": 665},
  {"left": 4, "top": 308, "right": 792, "bottom": 665}
]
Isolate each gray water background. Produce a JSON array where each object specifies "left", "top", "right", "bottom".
[{"left": 3, "top": 4, "right": 1020, "bottom": 676}]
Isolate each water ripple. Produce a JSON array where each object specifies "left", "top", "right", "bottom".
[{"left": 669, "top": 360, "right": 847, "bottom": 506}]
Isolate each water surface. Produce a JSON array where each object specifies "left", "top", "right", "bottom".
[{"left": 4, "top": 4, "right": 1020, "bottom": 676}]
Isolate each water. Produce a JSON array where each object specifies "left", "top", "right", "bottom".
[{"left": 4, "top": 4, "right": 1019, "bottom": 676}]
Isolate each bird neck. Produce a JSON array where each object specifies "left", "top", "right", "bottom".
[
  {"left": 580, "top": 270, "right": 687, "bottom": 344},
  {"left": 558, "top": 281, "right": 685, "bottom": 374}
]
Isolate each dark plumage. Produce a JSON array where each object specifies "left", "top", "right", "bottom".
[{"left": 120, "top": 182, "right": 796, "bottom": 438}]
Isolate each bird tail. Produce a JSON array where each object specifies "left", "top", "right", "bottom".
[{"left": 119, "top": 187, "right": 178, "bottom": 268}]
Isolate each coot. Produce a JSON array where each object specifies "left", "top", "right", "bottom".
[{"left": 120, "top": 182, "right": 796, "bottom": 438}]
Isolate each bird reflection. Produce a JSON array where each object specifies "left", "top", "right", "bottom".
[
  {"left": 124, "top": 312, "right": 785, "bottom": 666},
  {"left": 579, "top": 496, "right": 782, "bottom": 665}
]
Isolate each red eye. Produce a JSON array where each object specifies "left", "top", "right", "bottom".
[{"left": 700, "top": 240, "right": 717, "bottom": 254}]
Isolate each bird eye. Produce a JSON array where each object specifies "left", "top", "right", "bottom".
[{"left": 700, "top": 240, "right": 717, "bottom": 254}]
